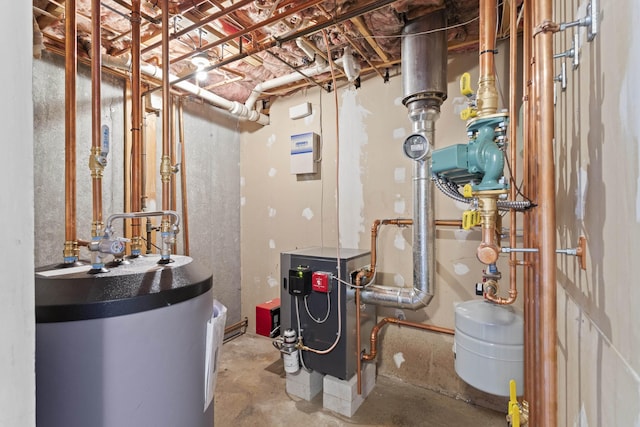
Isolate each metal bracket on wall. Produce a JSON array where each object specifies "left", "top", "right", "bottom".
[
  {"left": 554, "top": 33, "right": 579, "bottom": 70},
  {"left": 556, "top": 236, "right": 587, "bottom": 270},
  {"left": 559, "top": 0, "right": 598, "bottom": 42}
]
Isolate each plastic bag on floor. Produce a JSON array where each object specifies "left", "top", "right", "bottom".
[{"left": 204, "top": 299, "right": 227, "bottom": 411}]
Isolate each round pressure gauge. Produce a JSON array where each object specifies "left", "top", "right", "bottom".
[{"left": 402, "top": 133, "right": 430, "bottom": 160}]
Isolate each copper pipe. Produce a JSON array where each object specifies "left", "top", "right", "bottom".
[
  {"left": 178, "top": 99, "right": 190, "bottom": 256},
  {"left": 140, "top": 0, "right": 254, "bottom": 54},
  {"left": 361, "top": 317, "right": 454, "bottom": 361},
  {"left": 522, "top": 0, "right": 534, "bottom": 414},
  {"left": 64, "top": 0, "right": 78, "bottom": 261},
  {"left": 488, "top": 0, "right": 520, "bottom": 305},
  {"left": 161, "top": 0, "right": 171, "bottom": 214},
  {"left": 435, "top": 219, "right": 463, "bottom": 227},
  {"left": 534, "top": 0, "right": 557, "bottom": 423},
  {"left": 91, "top": 0, "right": 103, "bottom": 233},
  {"left": 477, "top": 0, "right": 499, "bottom": 116},
  {"left": 168, "top": 0, "right": 326, "bottom": 65},
  {"left": 130, "top": 0, "right": 143, "bottom": 254},
  {"left": 356, "top": 287, "right": 362, "bottom": 395},
  {"left": 355, "top": 218, "right": 413, "bottom": 288},
  {"left": 170, "top": 96, "right": 177, "bottom": 254}
]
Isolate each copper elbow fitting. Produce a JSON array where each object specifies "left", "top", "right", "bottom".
[{"left": 476, "top": 193, "right": 502, "bottom": 265}]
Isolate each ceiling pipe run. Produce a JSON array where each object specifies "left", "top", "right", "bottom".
[
  {"left": 104, "top": 53, "right": 270, "bottom": 125},
  {"left": 360, "top": 10, "right": 447, "bottom": 309}
]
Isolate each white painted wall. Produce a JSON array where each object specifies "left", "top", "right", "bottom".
[
  {"left": 0, "top": 3, "right": 35, "bottom": 426},
  {"left": 555, "top": 0, "right": 640, "bottom": 424}
]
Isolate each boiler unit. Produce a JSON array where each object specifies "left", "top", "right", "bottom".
[{"left": 280, "top": 247, "right": 375, "bottom": 380}]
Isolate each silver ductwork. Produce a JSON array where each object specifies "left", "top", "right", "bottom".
[
  {"left": 361, "top": 11, "right": 447, "bottom": 309},
  {"left": 402, "top": 10, "right": 448, "bottom": 110}
]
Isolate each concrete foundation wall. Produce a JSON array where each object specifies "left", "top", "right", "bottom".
[
  {"left": 33, "top": 52, "right": 125, "bottom": 267},
  {"left": 32, "top": 55, "right": 241, "bottom": 322}
]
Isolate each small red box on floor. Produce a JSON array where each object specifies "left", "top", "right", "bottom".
[{"left": 256, "top": 298, "right": 280, "bottom": 337}]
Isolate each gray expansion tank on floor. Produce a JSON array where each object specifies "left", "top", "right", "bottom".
[{"left": 35, "top": 255, "right": 216, "bottom": 427}]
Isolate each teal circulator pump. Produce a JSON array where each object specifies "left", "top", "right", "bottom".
[{"left": 431, "top": 72, "right": 528, "bottom": 265}]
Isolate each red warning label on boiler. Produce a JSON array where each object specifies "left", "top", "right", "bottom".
[{"left": 312, "top": 272, "right": 330, "bottom": 293}]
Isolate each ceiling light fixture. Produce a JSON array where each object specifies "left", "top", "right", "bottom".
[{"left": 191, "top": 52, "right": 209, "bottom": 71}]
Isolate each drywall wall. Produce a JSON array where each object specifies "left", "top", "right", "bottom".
[
  {"left": 554, "top": 0, "right": 640, "bottom": 424},
  {"left": 239, "top": 43, "right": 515, "bottom": 408},
  {"left": 0, "top": 2, "right": 35, "bottom": 426}
]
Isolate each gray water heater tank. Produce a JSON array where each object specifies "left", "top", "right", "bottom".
[
  {"left": 35, "top": 255, "right": 215, "bottom": 427},
  {"left": 454, "top": 299, "right": 524, "bottom": 397}
]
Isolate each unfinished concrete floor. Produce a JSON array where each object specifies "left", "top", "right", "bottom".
[{"left": 214, "top": 333, "right": 506, "bottom": 426}]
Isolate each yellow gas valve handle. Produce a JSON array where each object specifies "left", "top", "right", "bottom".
[
  {"left": 460, "top": 107, "right": 477, "bottom": 121},
  {"left": 462, "top": 210, "right": 480, "bottom": 230},
  {"left": 507, "top": 379, "right": 520, "bottom": 427},
  {"left": 460, "top": 72, "right": 474, "bottom": 97},
  {"left": 463, "top": 184, "right": 474, "bottom": 198}
]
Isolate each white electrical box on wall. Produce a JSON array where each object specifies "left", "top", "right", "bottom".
[
  {"left": 289, "top": 102, "right": 312, "bottom": 120},
  {"left": 290, "top": 132, "right": 319, "bottom": 175}
]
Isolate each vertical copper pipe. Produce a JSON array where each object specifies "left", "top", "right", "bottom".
[
  {"left": 477, "top": 0, "right": 499, "bottom": 116},
  {"left": 178, "top": 100, "right": 190, "bottom": 255},
  {"left": 91, "top": 0, "right": 103, "bottom": 231},
  {"left": 64, "top": 0, "right": 77, "bottom": 261},
  {"left": 356, "top": 287, "right": 362, "bottom": 395},
  {"left": 479, "top": 0, "right": 496, "bottom": 79},
  {"left": 522, "top": 0, "right": 535, "bottom": 415},
  {"left": 534, "top": 0, "right": 557, "bottom": 423},
  {"left": 161, "top": 0, "right": 171, "bottom": 213},
  {"left": 170, "top": 97, "right": 177, "bottom": 212},
  {"left": 508, "top": 0, "right": 518, "bottom": 303},
  {"left": 485, "top": 0, "right": 519, "bottom": 307},
  {"left": 170, "top": 96, "right": 177, "bottom": 254},
  {"left": 130, "top": 0, "right": 142, "bottom": 252}
]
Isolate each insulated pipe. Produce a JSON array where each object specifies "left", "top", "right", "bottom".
[
  {"left": 361, "top": 317, "right": 454, "bottom": 361},
  {"left": 130, "top": 0, "right": 143, "bottom": 256},
  {"left": 63, "top": 0, "right": 78, "bottom": 263},
  {"left": 534, "top": 0, "right": 557, "bottom": 424},
  {"left": 138, "top": 63, "right": 269, "bottom": 125},
  {"left": 244, "top": 62, "right": 332, "bottom": 112}
]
